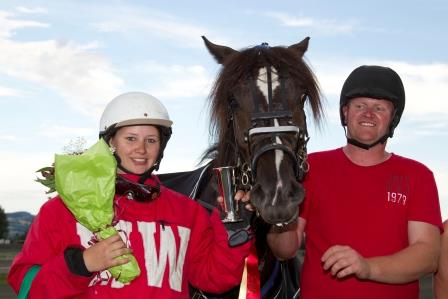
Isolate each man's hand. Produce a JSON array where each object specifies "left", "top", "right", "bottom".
[{"left": 321, "top": 245, "right": 371, "bottom": 279}]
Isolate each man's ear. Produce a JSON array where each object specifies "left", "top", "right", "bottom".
[{"left": 342, "top": 105, "right": 348, "bottom": 125}]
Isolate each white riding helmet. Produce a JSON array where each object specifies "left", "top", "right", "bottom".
[{"left": 99, "top": 92, "right": 172, "bottom": 137}]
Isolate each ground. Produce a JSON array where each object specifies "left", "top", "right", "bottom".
[{"left": 0, "top": 244, "right": 20, "bottom": 298}]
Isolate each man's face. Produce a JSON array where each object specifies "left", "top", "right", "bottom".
[{"left": 343, "top": 97, "right": 395, "bottom": 144}]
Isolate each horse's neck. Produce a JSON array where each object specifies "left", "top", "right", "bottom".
[{"left": 189, "top": 162, "right": 219, "bottom": 212}]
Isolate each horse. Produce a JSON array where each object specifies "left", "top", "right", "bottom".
[{"left": 159, "top": 36, "right": 323, "bottom": 299}]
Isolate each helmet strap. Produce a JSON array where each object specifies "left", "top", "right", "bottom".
[
  {"left": 137, "top": 165, "right": 156, "bottom": 184},
  {"left": 114, "top": 152, "right": 157, "bottom": 184},
  {"left": 114, "top": 153, "right": 138, "bottom": 175},
  {"left": 343, "top": 127, "right": 390, "bottom": 150}
]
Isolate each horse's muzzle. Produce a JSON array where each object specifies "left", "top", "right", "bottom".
[{"left": 250, "top": 180, "right": 304, "bottom": 225}]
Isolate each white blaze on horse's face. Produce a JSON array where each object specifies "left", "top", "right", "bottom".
[{"left": 256, "top": 67, "right": 283, "bottom": 206}]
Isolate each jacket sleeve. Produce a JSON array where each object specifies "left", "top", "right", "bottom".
[
  {"left": 187, "top": 207, "right": 252, "bottom": 293},
  {"left": 8, "top": 199, "right": 92, "bottom": 298}
]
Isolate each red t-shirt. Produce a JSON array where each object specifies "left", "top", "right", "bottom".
[
  {"left": 300, "top": 148, "right": 442, "bottom": 299},
  {"left": 8, "top": 174, "right": 250, "bottom": 298}
]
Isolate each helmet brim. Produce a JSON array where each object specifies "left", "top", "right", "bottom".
[{"left": 116, "top": 118, "right": 173, "bottom": 129}]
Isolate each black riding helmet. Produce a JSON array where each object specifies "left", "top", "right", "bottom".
[{"left": 340, "top": 65, "right": 405, "bottom": 149}]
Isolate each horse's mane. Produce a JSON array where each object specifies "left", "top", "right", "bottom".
[{"left": 206, "top": 45, "right": 323, "bottom": 165}]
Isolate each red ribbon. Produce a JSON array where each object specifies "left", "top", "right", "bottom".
[{"left": 239, "top": 240, "right": 260, "bottom": 299}]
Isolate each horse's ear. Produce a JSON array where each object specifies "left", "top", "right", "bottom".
[
  {"left": 202, "top": 36, "right": 238, "bottom": 65},
  {"left": 288, "top": 37, "right": 310, "bottom": 58}
]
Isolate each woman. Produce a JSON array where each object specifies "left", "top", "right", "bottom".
[{"left": 8, "top": 92, "right": 251, "bottom": 298}]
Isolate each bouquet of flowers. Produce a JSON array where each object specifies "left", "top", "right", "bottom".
[{"left": 53, "top": 138, "right": 140, "bottom": 283}]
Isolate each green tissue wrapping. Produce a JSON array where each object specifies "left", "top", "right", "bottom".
[{"left": 55, "top": 139, "right": 140, "bottom": 283}]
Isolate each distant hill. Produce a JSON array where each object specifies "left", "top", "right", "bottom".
[{"left": 6, "top": 212, "right": 35, "bottom": 239}]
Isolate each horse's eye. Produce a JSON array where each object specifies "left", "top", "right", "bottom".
[
  {"left": 299, "top": 93, "right": 309, "bottom": 107},
  {"left": 229, "top": 97, "right": 239, "bottom": 110}
]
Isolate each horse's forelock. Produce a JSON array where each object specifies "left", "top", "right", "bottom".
[{"left": 210, "top": 46, "right": 322, "bottom": 120}]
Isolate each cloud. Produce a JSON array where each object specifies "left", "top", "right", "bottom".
[
  {"left": 0, "top": 10, "right": 48, "bottom": 38},
  {"left": 15, "top": 6, "right": 48, "bottom": 14},
  {"left": 404, "top": 116, "right": 448, "bottom": 137},
  {"left": 136, "top": 61, "right": 213, "bottom": 99},
  {"left": 258, "top": 11, "right": 356, "bottom": 34},
  {"left": 0, "top": 85, "right": 23, "bottom": 97},
  {"left": 0, "top": 6, "right": 215, "bottom": 121},
  {"left": 92, "top": 9, "right": 210, "bottom": 48},
  {"left": 0, "top": 134, "right": 20, "bottom": 141},
  {"left": 0, "top": 10, "right": 124, "bottom": 118},
  {"left": 389, "top": 62, "right": 448, "bottom": 116},
  {"left": 38, "top": 123, "right": 96, "bottom": 140}
]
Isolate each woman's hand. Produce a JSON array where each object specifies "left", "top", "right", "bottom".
[
  {"left": 83, "top": 234, "right": 132, "bottom": 272},
  {"left": 217, "top": 190, "right": 255, "bottom": 211}
]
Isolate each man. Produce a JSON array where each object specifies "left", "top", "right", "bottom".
[{"left": 267, "top": 65, "right": 443, "bottom": 299}]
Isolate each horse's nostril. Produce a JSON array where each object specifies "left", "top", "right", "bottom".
[
  {"left": 250, "top": 184, "right": 264, "bottom": 207},
  {"left": 287, "top": 188, "right": 305, "bottom": 203},
  {"left": 282, "top": 181, "right": 304, "bottom": 200}
]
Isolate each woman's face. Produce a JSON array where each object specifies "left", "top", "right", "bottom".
[{"left": 110, "top": 125, "right": 161, "bottom": 175}]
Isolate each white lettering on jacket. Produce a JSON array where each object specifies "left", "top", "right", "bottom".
[
  {"left": 76, "top": 221, "right": 191, "bottom": 292},
  {"left": 138, "top": 222, "right": 190, "bottom": 292}
]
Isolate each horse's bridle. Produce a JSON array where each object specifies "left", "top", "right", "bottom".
[{"left": 229, "top": 62, "right": 310, "bottom": 189}]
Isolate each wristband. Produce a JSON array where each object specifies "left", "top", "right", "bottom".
[{"left": 64, "top": 247, "right": 93, "bottom": 277}]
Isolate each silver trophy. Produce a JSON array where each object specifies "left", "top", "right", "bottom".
[{"left": 214, "top": 166, "right": 243, "bottom": 223}]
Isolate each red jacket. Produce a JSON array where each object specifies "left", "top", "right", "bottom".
[{"left": 8, "top": 174, "right": 250, "bottom": 298}]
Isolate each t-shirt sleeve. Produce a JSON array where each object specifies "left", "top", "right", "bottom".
[{"left": 408, "top": 168, "right": 443, "bottom": 232}]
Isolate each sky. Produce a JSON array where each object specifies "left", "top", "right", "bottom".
[{"left": 0, "top": 0, "right": 447, "bottom": 220}]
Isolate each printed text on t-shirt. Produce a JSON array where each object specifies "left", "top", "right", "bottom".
[{"left": 387, "top": 192, "right": 407, "bottom": 205}]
